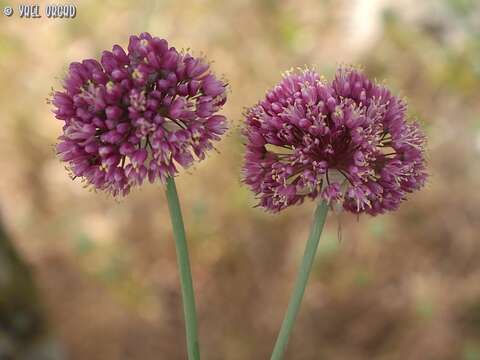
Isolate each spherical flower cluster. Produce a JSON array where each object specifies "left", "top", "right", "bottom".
[
  {"left": 243, "top": 67, "right": 427, "bottom": 215},
  {"left": 52, "top": 32, "right": 227, "bottom": 196}
]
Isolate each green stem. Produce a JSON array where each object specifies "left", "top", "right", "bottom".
[
  {"left": 271, "top": 200, "right": 329, "bottom": 360},
  {"left": 165, "top": 176, "right": 200, "bottom": 360}
]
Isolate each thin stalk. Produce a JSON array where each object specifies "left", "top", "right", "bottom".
[
  {"left": 271, "top": 200, "right": 329, "bottom": 360},
  {"left": 165, "top": 176, "right": 200, "bottom": 360}
]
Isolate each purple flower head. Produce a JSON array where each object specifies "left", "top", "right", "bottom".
[
  {"left": 242, "top": 67, "right": 427, "bottom": 215},
  {"left": 52, "top": 33, "right": 228, "bottom": 196}
]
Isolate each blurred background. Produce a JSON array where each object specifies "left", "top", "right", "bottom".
[{"left": 1, "top": 0, "right": 479, "bottom": 358}]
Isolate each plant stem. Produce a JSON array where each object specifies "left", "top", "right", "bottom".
[
  {"left": 271, "top": 200, "right": 329, "bottom": 360},
  {"left": 165, "top": 176, "right": 200, "bottom": 360}
]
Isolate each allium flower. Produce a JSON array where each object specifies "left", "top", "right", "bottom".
[
  {"left": 52, "top": 32, "right": 227, "bottom": 196},
  {"left": 243, "top": 67, "right": 427, "bottom": 214}
]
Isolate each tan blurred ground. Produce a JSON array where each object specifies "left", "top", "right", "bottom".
[{"left": 0, "top": 0, "right": 480, "bottom": 359}]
